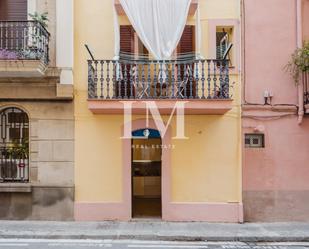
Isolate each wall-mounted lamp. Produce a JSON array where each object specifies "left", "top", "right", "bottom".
[{"left": 263, "top": 90, "right": 274, "bottom": 105}]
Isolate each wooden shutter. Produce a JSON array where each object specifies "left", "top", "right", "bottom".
[
  {"left": 0, "top": 0, "right": 27, "bottom": 21},
  {"left": 142, "top": 43, "right": 148, "bottom": 57},
  {"left": 178, "top": 25, "right": 195, "bottom": 54},
  {"left": 120, "top": 25, "right": 134, "bottom": 54},
  {"left": 177, "top": 25, "right": 196, "bottom": 98},
  {"left": 117, "top": 26, "right": 135, "bottom": 98}
]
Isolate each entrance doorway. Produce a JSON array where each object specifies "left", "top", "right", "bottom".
[{"left": 131, "top": 129, "right": 162, "bottom": 218}]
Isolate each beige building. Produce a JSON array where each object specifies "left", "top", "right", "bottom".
[
  {"left": 0, "top": 0, "right": 74, "bottom": 220},
  {"left": 74, "top": 0, "right": 242, "bottom": 222}
]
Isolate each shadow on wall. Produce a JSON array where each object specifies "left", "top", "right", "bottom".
[{"left": 0, "top": 187, "right": 74, "bottom": 220}]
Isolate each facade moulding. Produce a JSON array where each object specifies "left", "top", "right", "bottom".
[{"left": 242, "top": 105, "right": 298, "bottom": 119}]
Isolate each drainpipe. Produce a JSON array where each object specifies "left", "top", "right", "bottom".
[{"left": 297, "top": 0, "right": 304, "bottom": 124}]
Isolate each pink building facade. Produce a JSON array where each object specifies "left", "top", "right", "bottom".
[{"left": 242, "top": 0, "right": 309, "bottom": 221}]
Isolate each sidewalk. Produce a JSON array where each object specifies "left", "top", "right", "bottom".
[{"left": 0, "top": 221, "right": 308, "bottom": 242}]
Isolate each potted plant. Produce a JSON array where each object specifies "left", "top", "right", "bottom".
[
  {"left": 2, "top": 140, "right": 29, "bottom": 180},
  {"left": 27, "top": 12, "right": 49, "bottom": 53},
  {"left": 28, "top": 12, "right": 49, "bottom": 29},
  {"left": 286, "top": 41, "right": 309, "bottom": 84}
]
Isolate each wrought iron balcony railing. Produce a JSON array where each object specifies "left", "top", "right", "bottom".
[
  {"left": 88, "top": 59, "right": 231, "bottom": 100},
  {"left": 0, "top": 146, "right": 29, "bottom": 182},
  {"left": 0, "top": 20, "right": 50, "bottom": 64}
]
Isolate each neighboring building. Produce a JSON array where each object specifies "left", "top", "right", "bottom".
[
  {"left": 0, "top": 0, "right": 74, "bottom": 220},
  {"left": 74, "top": 0, "right": 242, "bottom": 222},
  {"left": 242, "top": 0, "right": 309, "bottom": 221}
]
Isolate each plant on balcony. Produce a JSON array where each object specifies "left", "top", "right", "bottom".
[
  {"left": 21, "top": 49, "right": 39, "bottom": 60},
  {"left": 286, "top": 41, "right": 309, "bottom": 84},
  {"left": 0, "top": 49, "right": 19, "bottom": 60},
  {"left": 27, "top": 12, "right": 49, "bottom": 58},
  {"left": 29, "top": 12, "right": 49, "bottom": 28},
  {"left": 1, "top": 140, "right": 28, "bottom": 180},
  {"left": 7, "top": 139, "right": 29, "bottom": 160}
]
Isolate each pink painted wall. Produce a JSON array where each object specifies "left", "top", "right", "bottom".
[
  {"left": 243, "top": 0, "right": 309, "bottom": 221},
  {"left": 303, "top": 0, "right": 309, "bottom": 41},
  {"left": 243, "top": 118, "right": 309, "bottom": 192},
  {"left": 244, "top": 0, "right": 298, "bottom": 105},
  {"left": 243, "top": 117, "right": 309, "bottom": 221}
]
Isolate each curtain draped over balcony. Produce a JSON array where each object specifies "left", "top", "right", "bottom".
[{"left": 114, "top": 0, "right": 193, "bottom": 60}]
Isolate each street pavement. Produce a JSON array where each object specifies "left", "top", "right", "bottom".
[
  {"left": 0, "top": 239, "right": 309, "bottom": 249},
  {"left": 0, "top": 221, "right": 309, "bottom": 242}
]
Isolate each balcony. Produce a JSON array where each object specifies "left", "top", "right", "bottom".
[
  {"left": 0, "top": 21, "right": 50, "bottom": 77},
  {"left": 87, "top": 58, "right": 233, "bottom": 115},
  {"left": 0, "top": 147, "right": 29, "bottom": 183}
]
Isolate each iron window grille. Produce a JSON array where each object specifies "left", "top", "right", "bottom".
[
  {"left": 0, "top": 21, "right": 50, "bottom": 64},
  {"left": 0, "top": 107, "right": 29, "bottom": 182}
]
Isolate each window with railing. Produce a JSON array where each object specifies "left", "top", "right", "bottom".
[
  {"left": 88, "top": 58, "right": 230, "bottom": 100},
  {"left": 87, "top": 23, "right": 231, "bottom": 100},
  {"left": 0, "top": 107, "right": 29, "bottom": 182},
  {"left": 0, "top": 21, "right": 50, "bottom": 64},
  {"left": 0, "top": 0, "right": 50, "bottom": 63},
  {"left": 216, "top": 27, "right": 233, "bottom": 65}
]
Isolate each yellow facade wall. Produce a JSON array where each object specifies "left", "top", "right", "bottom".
[{"left": 74, "top": 0, "right": 241, "bottom": 204}]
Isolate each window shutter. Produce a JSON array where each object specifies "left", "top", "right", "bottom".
[
  {"left": 0, "top": 0, "right": 27, "bottom": 21},
  {"left": 177, "top": 25, "right": 196, "bottom": 98},
  {"left": 178, "top": 25, "right": 195, "bottom": 54},
  {"left": 120, "top": 25, "right": 134, "bottom": 54},
  {"left": 117, "top": 26, "right": 135, "bottom": 98}
]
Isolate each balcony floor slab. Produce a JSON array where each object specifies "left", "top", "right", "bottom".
[
  {"left": 88, "top": 99, "right": 233, "bottom": 115},
  {"left": 0, "top": 60, "right": 47, "bottom": 78}
]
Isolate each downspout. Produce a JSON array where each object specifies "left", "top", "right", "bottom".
[
  {"left": 297, "top": 0, "right": 304, "bottom": 124},
  {"left": 241, "top": 0, "right": 246, "bottom": 105}
]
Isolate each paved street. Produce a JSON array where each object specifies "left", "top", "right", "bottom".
[
  {"left": 1, "top": 221, "right": 309, "bottom": 242},
  {"left": 0, "top": 239, "right": 308, "bottom": 249}
]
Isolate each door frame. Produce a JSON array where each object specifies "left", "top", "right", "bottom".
[
  {"left": 122, "top": 119, "right": 172, "bottom": 220},
  {"left": 131, "top": 134, "right": 163, "bottom": 218}
]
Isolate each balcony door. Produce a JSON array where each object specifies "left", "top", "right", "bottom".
[
  {"left": 0, "top": 0, "right": 27, "bottom": 20},
  {"left": 0, "top": 0, "right": 27, "bottom": 53},
  {"left": 117, "top": 25, "right": 195, "bottom": 99},
  {"left": 177, "top": 25, "right": 196, "bottom": 98},
  {"left": 116, "top": 25, "right": 149, "bottom": 98}
]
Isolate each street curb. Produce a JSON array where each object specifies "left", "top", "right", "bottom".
[{"left": 0, "top": 234, "right": 309, "bottom": 242}]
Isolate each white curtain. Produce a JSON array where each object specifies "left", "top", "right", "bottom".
[
  {"left": 118, "top": 0, "right": 192, "bottom": 60},
  {"left": 113, "top": 1, "right": 120, "bottom": 60},
  {"left": 195, "top": 3, "right": 203, "bottom": 59}
]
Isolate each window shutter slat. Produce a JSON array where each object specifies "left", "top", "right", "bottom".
[
  {"left": 179, "top": 25, "right": 195, "bottom": 54},
  {"left": 118, "top": 25, "right": 135, "bottom": 98},
  {"left": 177, "top": 25, "right": 196, "bottom": 98},
  {"left": 0, "top": 0, "right": 27, "bottom": 21},
  {"left": 120, "top": 25, "right": 134, "bottom": 54}
]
